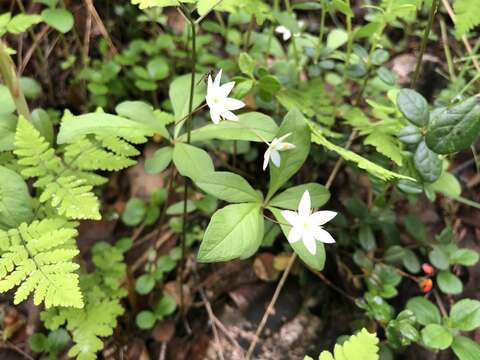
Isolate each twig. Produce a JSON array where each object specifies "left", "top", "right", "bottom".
[
  {"left": 440, "top": 17, "right": 455, "bottom": 81},
  {"left": 83, "top": 0, "right": 118, "bottom": 55},
  {"left": 311, "top": 270, "right": 356, "bottom": 303},
  {"left": 19, "top": 25, "right": 50, "bottom": 74},
  {"left": 193, "top": 261, "right": 226, "bottom": 360},
  {"left": 411, "top": 0, "right": 439, "bottom": 88},
  {"left": 245, "top": 252, "right": 296, "bottom": 359},
  {"left": 441, "top": 0, "right": 480, "bottom": 73}
]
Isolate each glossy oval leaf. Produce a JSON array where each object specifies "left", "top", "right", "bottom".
[
  {"left": 414, "top": 141, "right": 442, "bottom": 183},
  {"left": 397, "top": 89, "right": 429, "bottom": 127},
  {"left": 406, "top": 297, "right": 441, "bottom": 326},
  {"left": 421, "top": 324, "right": 452, "bottom": 350},
  {"left": 425, "top": 96, "right": 480, "bottom": 154}
]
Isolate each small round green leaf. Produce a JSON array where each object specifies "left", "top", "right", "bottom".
[
  {"left": 406, "top": 297, "right": 441, "bottom": 326},
  {"left": 421, "top": 324, "right": 452, "bottom": 350},
  {"left": 449, "top": 299, "right": 480, "bottom": 331},
  {"left": 41, "top": 8, "right": 74, "bottom": 34},
  {"left": 437, "top": 270, "right": 463, "bottom": 294},
  {"left": 121, "top": 198, "right": 146, "bottom": 226},
  {"left": 135, "top": 274, "right": 155, "bottom": 295},
  {"left": 136, "top": 310, "right": 156, "bottom": 330}
]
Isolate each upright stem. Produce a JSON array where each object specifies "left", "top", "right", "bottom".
[
  {"left": 180, "top": 12, "right": 196, "bottom": 322},
  {"left": 0, "top": 41, "right": 31, "bottom": 120},
  {"left": 285, "top": 0, "right": 301, "bottom": 81},
  {"left": 314, "top": 1, "right": 327, "bottom": 63},
  {"left": 440, "top": 17, "right": 455, "bottom": 81},
  {"left": 411, "top": 0, "right": 439, "bottom": 89}
]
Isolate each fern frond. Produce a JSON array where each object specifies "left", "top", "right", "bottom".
[
  {"left": 64, "top": 136, "right": 136, "bottom": 171},
  {"left": 310, "top": 123, "right": 414, "bottom": 181},
  {"left": 14, "top": 117, "right": 101, "bottom": 220},
  {"left": 41, "top": 242, "right": 127, "bottom": 360},
  {"left": 317, "top": 328, "right": 379, "bottom": 360},
  {"left": 454, "top": 0, "right": 480, "bottom": 37},
  {"left": 0, "top": 218, "right": 83, "bottom": 308}
]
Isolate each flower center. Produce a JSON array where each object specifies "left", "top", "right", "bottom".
[
  {"left": 211, "top": 96, "right": 220, "bottom": 104},
  {"left": 302, "top": 219, "right": 311, "bottom": 230}
]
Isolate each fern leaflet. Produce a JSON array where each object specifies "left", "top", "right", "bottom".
[
  {"left": 0, "top": 218, "right": 83, "bottom": 308},
  {"left": 316, "top": 328, "right": 379, "bottom": 360},
  {"left": 453, "top": 0, "right": 480, "bottom": 37},
  {"left": 310, "top": 123, "right": 414, "bottom": 181}
]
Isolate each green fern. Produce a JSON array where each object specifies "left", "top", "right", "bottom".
[
  {"left": 304, "top": 328, "right": 379, "bottom": 360},
  {"left": 14, "top": 116, "right": 101, "bottom": 220},
  {"left": 310, "top": 123, "right": 414, "bottom": 181},
  {"left": 41, "top": 241, "right": 128, "bottom": 360},
  {"left": 454, "top": 0, "right": 480, "bottom": 37},
  {"left": 0, "top": 218, "right": 83, "bottom": 308}
]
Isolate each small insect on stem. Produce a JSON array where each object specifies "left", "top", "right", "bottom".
[{"left": 196, "top": 70, "right": 213, "bottom": 86}]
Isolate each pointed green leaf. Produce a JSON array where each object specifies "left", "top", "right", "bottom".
[{"left": 173, "top": 143, "right": 214, "bottom": 181}]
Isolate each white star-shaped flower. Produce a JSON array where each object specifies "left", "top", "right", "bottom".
[
  {"left": 275, "top": 25, "right": 292, "bottom": 41},
  {"left": 206, "top": 69, "right": 245, "bottom": 124},
  {"left": 281, "top": 190, "right": 337, "bottom": 255},
  {"left": 263, "top": 133, "right": 296, "bottom": 170}
]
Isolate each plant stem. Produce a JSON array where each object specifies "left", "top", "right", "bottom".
[
  {"left": 285, "top": 0, "right": 301, "bottom": 81},
  {"left": 314, "top": 1, "right": 327, "bottom": 63},
  {"left": 439, "top": 17, "right": 455, "bottom": 81},
  {"left": 180, "top": 8, "right": 196, "bottom": 323},
  {"left": 411, "top": 0, "right": 439, "bottom": 89},
  {"left": 0, "top": 41, "right": 31, "bottom": 120}
]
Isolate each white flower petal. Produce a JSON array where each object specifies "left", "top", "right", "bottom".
[
  {"left": 276, "top": 142, "right": 296, "bottom": 152},
  {"left": 220, "top": 109, "right": 238, "bottom": 121},
  {"left": 287, "top": 225, "right": 302, "bottom": 243},
  {"left": 310, "top": 211, "right": 337, "bottom": 226},
  {"left": 213, "top": 69, "right": 223, "bottom": 88},
  {"left": 281, "top": 210, "right": 301, "bottom": 227},
  {"left": 303, "top": 232, "right": 316, "bottom": 255},
  {"left": 263, "top": 148, "right": 271, "bottom": 170},
  {"left": 276, "top": 133, "right": 292, "bottom": 143},
  {"left": 223, "top": 97, "right": 245, "bottom": 111},
  {"left": 298, "top": 190, "right": 311, "bottom": 218},
  {"left": 210, "top": 110, "right": 221, "bottom": 124},
  {"left": 313, "top": 227, "right": 336, "bottom": 244},
  {"left": 270, "top": 149, "right": 281, "bottom": 167},
  {"left": 207, "top": 74, "right": 213, "bottom": 93},
  {"left": 220, "top": 82, "right": 235, "bottom": 97}
]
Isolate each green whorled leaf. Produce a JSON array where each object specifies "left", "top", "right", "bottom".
[
  {"left": 146, "top": 57, "right": 169, "bottom": 80},
  {"left": 399, "top": 125, "right": 422, "bottom": 145},
  {"left": 41, "top": 8, "right": 74, "bottom": 33},
  {"left": 0, "top": 114, "right": 17, "bottom": 151},
  {"left": 115, "top": 101, "right": 169, "bottom": 138},
  {"left": 267, "top": 108, "right": 310, "bottom": 200},
  {"left": 0, "top": 166, "right": 34, "bottom": 229},
  {"left": 57, "top": 113, "right": 156, "bottom": 144},
  {"left": 310, "top": 123, "right": 415, "bottom": 182},
  {"left": 425, "top": 96, "right": 480, "bottom": 154},
  {"left": 413, "top": 141, "right": 442, "bottom": 183},
  {"left": 421, "top": 324, "right": 453, "bottom": 350},
  {"left": 121, "top": 198, "right": 146, "bottom": 226},
  {"left": 270, "top": 207, "right": 326, "bottom": 271},
  {"left": 198, "top": 203, "right": 263, "bottom": 262},
  {"left": 145, "top": 147, "right": 173, "bottom": 174},
  {"left": 406, "top": 297, "right": 441, "bottom": 326},
  {"left": 326, "top": 29, "right": 349, "bottom": 50},
  {"left": 451, "top": 336, "right": 480, "bottom": 360},
  {"left": 332, "top": 0, "right": 354, "bottom": 17},
  {"left": 172, "top": 143, "right": 214, "bottom": 182},
  {"left": 136, "top": 310, "right": 156, "bottom": 329},
  {"left": 449, "top": 299, "right": 480, "bottom": 331},
  {"left": 269, "top": 183, "right": 330, "bottom": 210},
  {"left": 195, "top": 171, "right": 262, "bottom": 203},
  {"left": 437, "top": 270, "right": 463, "bottom": 294},
  {"left": 131, "top": 0, "right": 196, "bottom": 10},
  {"left": 170, "top": 73, "right": 206, "bottom": 136},
  {"left": 396, "top": 88, "right": 429, "bottom": 127},
  {"left": 186, "top": 112, "right": 278, "bottom": 143}
]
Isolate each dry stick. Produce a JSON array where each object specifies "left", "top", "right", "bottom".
[
  {"left": 83, "top": 0, "right": 118, "bottom": 55},
  {"left": 0, "top": 41, "right": 31, "bottom": 120},
  {"left": 411, "top": 0, "right": 439, "bottom": 88},
  {"left": 19, "top": 25, "right": 50, "bottom": 74},
  {"left": 441, "top": 0, "right": 480, "bottom": 73},
  {"left": 193, "top": 263, "right": 226, "bottom": 360}
]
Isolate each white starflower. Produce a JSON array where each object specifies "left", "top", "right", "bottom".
[
  {"left": 275, "top": 25, "right": 292, "bottom": 41},
  {"left": 263, "top": 133, "right": 296, "bottom": 170},
  {"left": 281, "top": 190, "right": 337, "bottom": 255},
  {"left": 206, "top": 69, "right": 245, "bottom": 124}
]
